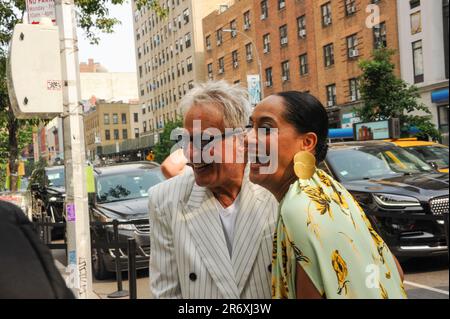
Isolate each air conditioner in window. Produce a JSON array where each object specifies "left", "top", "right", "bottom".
[
  {"left": 281, "top": 38, "right": 288, "bottom": 45},
  {"left": 218, "top": 68, "right": 224, "bottom": 74},
  {"left": 349, "top": 49, "right": 359, "bottom": 58},
  {"left": 244, "top": 23, "right": 250, "bottom": 30},
  {"left": 327, "top": 101, "right": 334, "bottom": 107},
  {"left": 279, "top": 1, "right": 286, "bottom": 9},
  {"left": 350, "top": 95, "right": 357, "bottom": 102},
  {"left": 260, "top": 14, "right": 267, "bottom": 20},
  {"left": 233, "top": 62, "right": 239, "bottom": 68},
  {"left": 217, "top": 40, "right": 222, "bottom": 46},
  {"left": 206, "top": 45, "right": 211, "bottom": 50},
  {"left": 231, "top": 31, "right": 237, "bottom": 37},
  {"left": 265, "top": 81, "right": 272, "bottom": 87},
  {"left": 347, "top": 5, "right": 356, "bottom": 14},
  {"left": 299, "top": 29, "right": 306, "bottom": 38},
  {"left": 324, "top": 16, "right": 332, "bottom": 25},
  {"left": 282, "top": 75, "right": 288, "bottom": 82},
  {"left": 247, "top": 54, "right": 253, "bottom": 61},
  {"left": 263, "top": 47, "right": 269, "bottom": 54}
]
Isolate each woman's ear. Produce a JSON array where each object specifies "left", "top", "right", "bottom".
[{"left": 301, "top": 133, "right": 318, "bottom": 153}]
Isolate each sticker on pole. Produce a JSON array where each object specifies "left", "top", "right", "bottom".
[
  {"left": 26, "top": 0, "right": 57, "bottom": 25},
  {"left": 66, "top": 203, "right": 75, "bottom": 222}
]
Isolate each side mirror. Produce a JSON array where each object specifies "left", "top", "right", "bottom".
[
  {"left": 30, "top": 183, "right": 41, "bottom": 192},
  {"left": 429, "top": 161, "right": 439, "bottom": 171}
]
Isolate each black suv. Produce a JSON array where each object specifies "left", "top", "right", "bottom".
[
  {"left": 29, "top": 165, "right": 66, "bottom": 238},
  {"left": 321, "top": 141, "right": 448, "bottom": 259},
  {"left": 89, "top": 162, "right": 165, "bottom": 279}
]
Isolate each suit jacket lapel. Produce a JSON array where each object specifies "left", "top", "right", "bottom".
[
  {"left": 231, "top": 173, "right": 269, "bottom": 294},
  {"left": 182, "top": 183, "right": 240, "bottom": 298}
]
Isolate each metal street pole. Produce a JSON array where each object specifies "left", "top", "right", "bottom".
[
  {"left": 55, "top": 0, "right": 93, "bottom": 298},
  {"left": 223, "top": 29, "right": 264, "bottom": 99}
]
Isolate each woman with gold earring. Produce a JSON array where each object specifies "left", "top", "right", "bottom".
[{"left": 247, "top": 91, "right": 406, "bottom": 299}]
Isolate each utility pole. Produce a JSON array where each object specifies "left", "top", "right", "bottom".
[{"left": 55, "top": 0, "right": 93, "bottom": 298}]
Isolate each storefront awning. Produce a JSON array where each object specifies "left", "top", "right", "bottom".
[{"left": 431, "top": 88, "right": 449, "bottom": 103}]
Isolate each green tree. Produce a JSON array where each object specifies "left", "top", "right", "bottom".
[
  {"left": 0, "top": 0, "right": 165, "bottom": 190},
  {"left": 153, "top": 118, "right": 184, "bottom": 164},
  {"left": 356, "top": 48, "right": 440, "bottom": 141}
]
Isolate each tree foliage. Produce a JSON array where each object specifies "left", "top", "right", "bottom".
[
  {"left": 356, "top": 48, "right": 440, "bottom": 141},
  {"left": 153, "top": 118, "right": 184, "bottom": 164}
]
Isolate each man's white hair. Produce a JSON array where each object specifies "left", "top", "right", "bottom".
[{"left": 180, "top": 80, "right": 251, "bottom": 129}]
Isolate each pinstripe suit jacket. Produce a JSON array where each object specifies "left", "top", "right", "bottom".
[{"left": 148, "top": 167, "right": 278, "bottom": 299}]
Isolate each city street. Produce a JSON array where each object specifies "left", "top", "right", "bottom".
[{"left": 52, "top": 247, "right": 449, "bottom": 299}]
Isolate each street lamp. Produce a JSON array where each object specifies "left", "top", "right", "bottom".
[{"left": 222, "top": 29, "right": 264, "bottom": 101}]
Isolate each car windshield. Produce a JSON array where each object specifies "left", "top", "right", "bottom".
[
  {"left": 327, "top": 145, "right": 434, "bottom": 182},
  {"left": 46, "top": 168, "right": 65, "bottom": 187},
  {"left": 405, "top": 145, "right": 449, "bottom": 169},
  {"left": 96, "top": 168, "right": 165, "bottom": 203}
]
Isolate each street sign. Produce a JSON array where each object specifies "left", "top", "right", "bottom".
[{"left": 26, "top": 0, "right": 56, "bottom": 25}]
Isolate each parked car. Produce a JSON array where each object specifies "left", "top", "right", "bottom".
[
  {"left": 89, "top": 162, "right": 165, "bottom": 279},
  {"left": 320, "top": 141, "right": 448, "bottom": 259},
  {"left": 29, "top": 165, "right": 66, "bottom": 238},
  {"left": 387, "top": 138, "right": 449, "bottom": 173}
]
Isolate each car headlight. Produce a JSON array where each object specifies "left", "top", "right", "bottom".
[
  {"left": 117, "top": 223, "right": 136, "bottom": 231},
  {"left": 49, "top": 196, "right": 58, "bottom": 202},
  {"left": 373, "top": 193, "right": 421, "bottom": 208}
]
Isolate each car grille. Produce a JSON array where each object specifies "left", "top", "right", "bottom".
[
  {"left": 135, "top": 223, "right": 150, "bottom": 233},
  {"left": 429, "top": 196, "right": 449, "bottom": 216},
  {"left": 140, "top": 245, "right": 151, "bottom": 257}
]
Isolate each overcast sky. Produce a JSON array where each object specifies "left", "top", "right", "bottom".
[{"left": 77, "top": 1, "right": 136, "bottom": 73}]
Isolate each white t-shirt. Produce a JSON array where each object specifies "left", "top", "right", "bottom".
[{"left": 213, "top": 194, "right": 240, "bottom": 257}]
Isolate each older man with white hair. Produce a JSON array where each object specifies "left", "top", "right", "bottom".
[{"left": 148, "top": 81, "right": 278, "bottom": 299}]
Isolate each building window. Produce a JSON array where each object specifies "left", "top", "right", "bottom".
[
  {"left": 143, "top": 121, "right": 147, "bottom": 132},
  {"left": 297, "top": 15, "right": 306, "bottom": 38},
  {"left": 218, "top": 57, "right": 225, "bottom": 74},
  {"left": 187, "top": 56, "right": 193, "bottom": 72},
  {"left": 261, "top": 0, "right": 268, "bottom": 19},
  {"left": 347, "top": 33, "right": 359, "bottom": 58},
  {"left": 410, "top": 0, "right": 420, "bottom": 9},
  {"left": 324, "top": 43, "right": 334, "bottom": 67},
  {"left": 279, "top": 24, "right": 288, "bottom": 46},
  {"left": 133, "top": 113, "right": 138, "bottom": 123},
  {"left": 412, "top": 40, "right": 424, "bottom": 83},
  {"left": 105, "top": 130, "right": 110, "bottom": 141},
  {"left": 206, "top": 35, "right": 211, "bottom": 50},
  {"left": 103, "top": 114, "right": 110, "bottom": 125},
  {"left": 321, "top": 2, "right": 332, "bottom": 27},
  {"left": 216, "top": 28, "right": 223, "bottom": 46},
  {"left": 122, "top": 129, "right": 128, "bottom": 140},
  {"left": 183, "top": 8, "right": 190, "bottom": 24},
  {"left": 373, "top": 22, "right": 387, "bottom": 48},
  {"left": 265, "top": 67, "right": 273, "bottom": 87},
  {"left": 243, "top": 11, "right": 251, "bottom": 30},
  {"left": 278, "top": 0, "right": 286, "bottom": 10},
  {"left": 121, "top": 113, "right": 127, "bottom": 124},
  {"left": 134, "top": 128, "right": 139, "bottom": 138},
  {"left": 188, "top": 81, "right": 194, "bottom": 89},
  {"left": 207, "top": 63, "right": 213, "bottom": 79},
  {"left": 326, "top": 84, "right": 337, "bottom": 107},
  {"left": 281, "top": 60, "right": 290, "bottom": 82},
  {"left": 410, "top": 11, "right": 422, "bottom": 35},
  {"left": 299, "top": 53, "right": 308, "bottom": 76},
  {"left": 349, "top": 78, "right": 360, "bottom": 102},
  {"left": 345, "top": 0, "right": 356, "bottom": 16},
  {"left": 230, "top": 20, "right": 237, "bottom": 38},
  {"left": 232, "top": 50, "right": 239, "bottom": 68},
  {"left": 263, "top": 33, "right": 271, "bottom": 53},
  {"left": 245, "top": 43, "right": 253, "bottom": 61},
  {"left": 185, "top": 32, "right": 192, "bottom": 48}
]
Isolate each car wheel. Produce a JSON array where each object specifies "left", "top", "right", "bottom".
[{"left": 92, "top": 248, "right": 112, "bottom": 280}]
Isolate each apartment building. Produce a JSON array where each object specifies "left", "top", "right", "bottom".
[
  {"left": 203, "top": 1, "right": 262, "bottom": 105},
  {"left": 132, "top": 0, "right": 225, "bottom": 135},
  {"left": 84, "top": 102, "right": 141, "bottom": 160},
  {"left": 397, "top": 0, "right": 449, "bottom": 144},
  {"left": 204, "top": 0, "right": 400, "bottom": 128}
]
